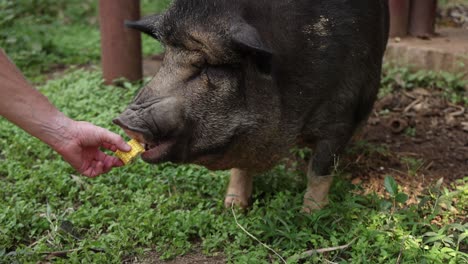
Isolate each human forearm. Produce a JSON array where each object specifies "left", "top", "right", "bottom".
[
  {"left": 1, "top": 49, "right": 130, "bottom": 177},
  {"left": 0, "top": 49, "right": 72, "bottom": 150}
]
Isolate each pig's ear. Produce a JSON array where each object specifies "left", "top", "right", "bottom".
[
  {"left": 231, "top": 23, "right": 272, "bottom": 75},
  {"left": 125, "top": 14, "right": 162, "bottom": 40}
]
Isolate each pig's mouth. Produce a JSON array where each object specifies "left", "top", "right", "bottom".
[
  {"left": 113, "top": 118, "right": 235, "bottom": 166},
  {"left": 112, "top": 118, "right": 180, "bottom": 164},
  {"left": 140, "top": 138, "right": 177, "bottom": 163}
]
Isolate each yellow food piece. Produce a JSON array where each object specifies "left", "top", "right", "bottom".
[{"left": 115, "top": 139, "right": 145, "bottom": 165}]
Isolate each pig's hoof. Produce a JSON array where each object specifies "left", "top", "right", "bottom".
[
  {"left": 224, "top": 194, "right": 250, "bottom": 209},
  {"left": 302, "top": 196, "right": 329, "bottom": 213}
]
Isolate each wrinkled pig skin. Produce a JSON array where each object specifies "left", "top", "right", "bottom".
[{"left": 114, "top": 0, "right": 389, "bottom": 210}]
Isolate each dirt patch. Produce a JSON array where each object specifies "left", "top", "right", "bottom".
[{"left": 343, "top": 88, "right": 467, "bottom": 201}]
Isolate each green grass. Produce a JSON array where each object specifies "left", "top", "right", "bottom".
[
  {"left": 380, "top": 63, "right": 468, "bottom": 105},
  {"left": 439, "top": 0, "right": 468, "bottom": 8},
  {"left": 0, "top": 70, "right": 466, "bottom": 263}
]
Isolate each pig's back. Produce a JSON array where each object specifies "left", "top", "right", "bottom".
[{"left": 243, "top": 0, "right": 389, "bottom": 139}]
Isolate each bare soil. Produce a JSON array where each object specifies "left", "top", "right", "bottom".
[{"left": 344, "top": 88, "right": 467, "bottom": 201}]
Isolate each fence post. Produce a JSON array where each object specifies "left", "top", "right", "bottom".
[
  {"left": 388, "top": 0, "right": 410, "bottom": 37},
  {"left": 408, "top": 0, "right": 437, "bottom": 37},
  {"left": 99, "top": 0, "right": 142, "bottom": 84}
]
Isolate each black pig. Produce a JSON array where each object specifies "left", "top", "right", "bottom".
[{"left": 114, "top": 0, "right": 389, "bottom": 212}]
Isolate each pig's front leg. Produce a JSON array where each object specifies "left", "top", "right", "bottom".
[
  {"left": 303, "top": 139, "right": 342, "bottom": 213},
  {"left": 224, "top": 168, "right": 253, "bottom": 209},
  {"left": 303, "top": 172, "right": 334, "bottom": 213}
]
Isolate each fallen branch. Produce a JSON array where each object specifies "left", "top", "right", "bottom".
[
  {"left": 287, "top": 237, "right": 357, "bottom": 262},
  {"left": 41, "top": 247, "right": 104, "bottom": 259},
  {"left": 42, "top": 249, "right": 79, "bottom": 259},
  {"left": 447, "top": 104, "right": 465, "bottom": 118},
  {"left": 402, "top": 91, "right": 417, "bottom": 100},
  {"left": 404, "top": 98, "right": 422, "bottom": 113}
]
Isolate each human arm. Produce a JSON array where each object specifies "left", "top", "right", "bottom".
[{"left": 0, "top": 49, "right": 130, "bottom": 177}]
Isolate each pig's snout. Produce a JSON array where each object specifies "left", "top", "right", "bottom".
[
  {"left": 113, "top": 97, "right": 185, "bottom": 146},
  {"left": 113, "top": 96, "right": 186, "bottom": 164},
  {"left": 112, "top": 117, "right": 152, "bottom": 144}
]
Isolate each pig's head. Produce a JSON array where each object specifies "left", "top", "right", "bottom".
[{"left": 114, "top": 0, "right": 285, "bottom": 171}]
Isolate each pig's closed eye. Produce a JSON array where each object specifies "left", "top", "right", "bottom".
[
  {"left": 193, "top": 60, "right": 207, "bottom": 69},
  {"left": 205, "top": 64, "right": 239, "bottom": 85},
  {"left": 188, "top": 63, "right": 206, "bottom": 81},
  {"left": 191, "top": 62, "right": 205, "bottom": 70},
  {"left": 191, "top": 58, "right": 208, "bottom": 70}
]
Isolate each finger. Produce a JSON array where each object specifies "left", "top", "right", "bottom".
[
  {"left": 93, "top": 161, "right": 104, "bottom": 176},
  {"left": 102, "top": 155, "right": 117, "bottom": 171},
  {"left": 82, "top": 169, "right": 95, "bottom": 178},
  {"left": 109, "top": 156, "right": 125, "bottom": 168},
  {"left": 82, "top": 163, "right": 99, "bottom": 178},
  {"left": 114, "top": 159, "right": 125, "bottom": 167},
  {"left": 102, "top": 142, "right": 117, "bottom": 152},
  {"left": 103, "top": 157, "right": 121, "bottom": 174},
  {"left": 97, "top": 153, "right": 124, "bottom": 173},
  {"left": 95, "top": 151, "right": 108, "bottom": 162},
  {"left": 83, "top": 160, "right": 101, "bottom": 177},
  {"left": 99, "top": 130, "right": 131, "bottom": 152},
  {"left": 100, "top": 149, "right": 125, "bottom": 167},
  {"left": 102, "top": 162, "right": 113, "bottom": 174}
]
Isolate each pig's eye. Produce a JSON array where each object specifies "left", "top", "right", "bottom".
[
  {"left": 191, "top": 59, "right": 207, "bottom": 70},
  {"left": 188, "top": 62, "right": 207, "bottom": 81},
  {"left": 192, "top": 63, "right": 204, "bottom": 69}
]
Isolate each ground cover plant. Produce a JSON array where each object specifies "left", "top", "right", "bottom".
[
  {"left": 0, "top": 69, "right": 466, "bottom": 264},
  {"left": 0, "top": 70, "right": 468, "bottom": 263},
  {"left": 0, "top": 0, "right": 170, "bottom": 82},
  {"left": 1, "top": 1, "right": 467, "bottom": 263}
]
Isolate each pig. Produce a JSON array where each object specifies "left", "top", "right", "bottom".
[{"left": 114, "top": 0, "right": 390, "bottom": 212}]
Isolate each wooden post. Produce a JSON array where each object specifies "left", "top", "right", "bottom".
[
  {"left": 388, "top": 0, "right": 410, "bottom": 38},
  {"left": 99, "top": 0, "right": 142, "bottom": 84},
  {"left": 409, "top": 0, "right": 437, "bottom": 37}
]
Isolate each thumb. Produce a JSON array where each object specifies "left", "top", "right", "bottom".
[{"left": 101, "top": 130, "right": 131, "bottom": 152}]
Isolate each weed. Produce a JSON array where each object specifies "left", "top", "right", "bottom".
[
  {"left": 380, "top": 64, "right": 467, "bottom": 105},
  {"left": 346, "top": 140, "right": 391, "bottom": 157},
  {"left": 0, "top": 68, "right": 466, "bottom": 264},
  {"left": 400, "top": 157, "right": 425, "bottom": 177},
  {"left": 383, "top": 175, "right": 409, "bottom": 210},
  {"left": 404, "top": 127, "right": 417, "bottom": 137}
]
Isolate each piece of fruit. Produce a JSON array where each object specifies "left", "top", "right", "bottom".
[{"left": 115, "top": 139, "right": 145, "bottom": 165}]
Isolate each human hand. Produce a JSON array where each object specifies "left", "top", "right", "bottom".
[{"left": 53, "top": 120, "right": 131, "bottom": 177}]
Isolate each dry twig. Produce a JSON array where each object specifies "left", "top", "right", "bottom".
[
  {"left": 404, "top": 98, "right": 423, "bottom": 113},
  {"left": 287, "top": 237, "right": 357, "bottom": 262},
  {"left": 230, "top": 202, "right": 287, "bottom": 264}
]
